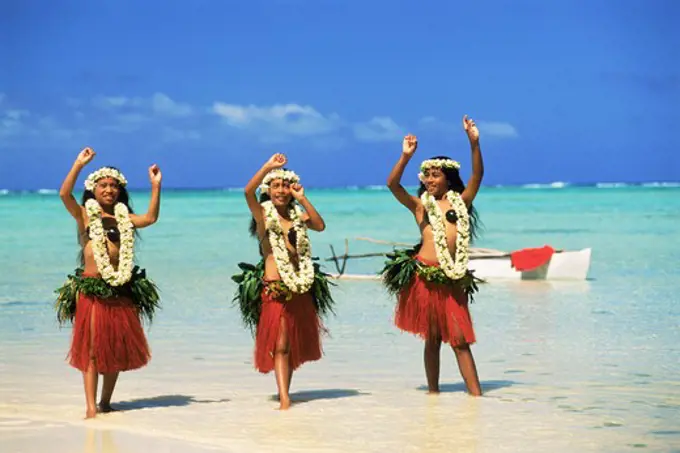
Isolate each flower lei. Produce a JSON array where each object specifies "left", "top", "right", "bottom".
[
  {"left": 420, "top": 190, "right": 470, "bottom": 280},
  {"left": 418, "top": 158, "right": 460, "bottom": 181},
  {"left": 85, "top": 167, "right": 128, "bottom": 192},
  {"left": 259, "top": 169, "right": 300, "bottom": 193},
  {"left": 262, "top": 200, "right": 314, "bottom": 293},
  {"left": 84, "top": 199, "right": 135, "bottom": 286}
]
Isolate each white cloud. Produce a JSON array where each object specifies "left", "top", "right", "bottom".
[
  {"left": 0, "top": 117, "right": 25, "bottom": 138},
  {"left": 87, "top": 93, "right": 195, "bottom": 137},
  {"left": 151, "top": 93, "right": 193, "bottom": 117},
  {"left": 213, "top": 102, "right": 341, "bottom": 138},
  {"left": 37, "top": 116, "right": 86, "bottom": 140},
  {"left": 3, "top": 92, "right": 519, "bottom": 149},
  {"left": 101, "top": 112, "right": 151, "bottom": 133},
  {"left": 418, "top": 117, "right": 518, "bottom": 139},
  {"left": 477, "top": 121, "right": 518, "bottom": 138},
  {"left": 117, "top": 113, "right": 149, "bottom": 124},
  {"left": 92, "top": 92, "right": 192, "bottom": 117},
  {"left": 1, "top": 93, "right": 196, "bottom": 143},
  {"left": 417, "top": 116, "right": 454, "bottom": 135},
  {"left": 5, "top": 110, "right": 30, "bottom": 120},
  {"left": 0, "top": 106, "right": 30, "bottom": 139},
  {"left": 0, "top": 109, "right": 84, "bottom": 142},
  {"left": 92, "top": 95, "right": 143, "bottom": 109},
  {"left": 104, "top": 96, "right": 132, "bottom": 107},
  {"left": 213, "top": 103, "right": 406, "bottom": 144},
  {"left": 353, "top": 116, "right": 404, "bottom": 142}
]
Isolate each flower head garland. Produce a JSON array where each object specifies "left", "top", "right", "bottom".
[
  {"left": 259, "top": 169, "right": 300, "bottom": 193},
  {"left": 418, "top": 158, "right": 460, "bottom": 182},
  {"left": 262, "top": 200, "right": 314, "bottom": 294},
  {"left": 84, "top": 199, "right": 135, "bottom": 286},
  {"left": 420, "top": 190, "right": 470, "bottom": 280},
  {"left": 84, "top": 167, "right": 128, "bottom": 192}
]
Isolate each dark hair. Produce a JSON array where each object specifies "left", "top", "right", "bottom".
[
  {"left": 417, "top": 155, "right": 482, "bottom": 243},
  {"left": 77, "top": 166, "right": 138, "bottom": 264}
]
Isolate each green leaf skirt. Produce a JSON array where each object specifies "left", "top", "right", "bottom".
[
  {"left": 231, "top": 260, "right": 336, "bottom": 335},
  {"left": 54, "top": 266, "right": 161, "bottom": 326},
  {"left": 379, "top": 247, "right": 483, "bottom": 301}
]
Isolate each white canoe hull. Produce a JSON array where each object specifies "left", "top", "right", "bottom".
[
  {"left": 468, "top": 248, "right": 592, "bottom": 280},
  {"left": 330, "top": 248, "right": 592, "bottom": 281}
]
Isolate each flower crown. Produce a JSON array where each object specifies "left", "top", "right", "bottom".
[
  {"left": 259, "top": 169, "right": 300, "bottom": 193},
  {"left": 418, "top": 158, "right": 460, "bottom": 181},
  {"left": 84, "top": 167, "right": 128, "bottom": 192}
]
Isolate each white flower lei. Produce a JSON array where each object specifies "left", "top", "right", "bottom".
[
  {"left": 420, "top": 190, "right": 470, "bottom": 280},
  {"left": 262, "top": 200, "right": 314, "bottom": 294},
  {"left": 84, "top": 167, "right": 128, "bottom": 192},
  {"left": 84, "top": 199, "right": 135, "bottom": 286},
  {"left": 259, "top": 169, "right": 300, "bottom": 193}
]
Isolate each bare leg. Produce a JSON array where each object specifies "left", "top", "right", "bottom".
[
  {"left": 82, "top": 363, "right": 98, "bottom": 418},
  {"left": 83, "top": 305, "right": 98, "bottom": 418},
  {"left": 452, "top": 344, "right": 482, "bottom": 396},
  {"left": 424, "top": 336, "right": 442, "bottom": 393},
  {"left": 98, "top": 372, "right": 120, "bottom": 412},
  {"left": 274, "top": 316, "right": 291, "bottom": 410}
]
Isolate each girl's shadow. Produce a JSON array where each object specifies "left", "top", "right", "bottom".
[
  {"left": 113, "top": 394, "right": 229, "bottom": 411},
  {"left": 271, "top": 388, "right": 369, "bottom": 405},
  {"left": 417, "top": 380, "right": 517, "bottom": 393}
]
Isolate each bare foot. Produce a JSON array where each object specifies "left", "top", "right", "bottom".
[
  {"left": 85, "top": 408, "right": 97, "bottom": 419},
  {"left": 97, "top": 403, "right": 117, "bottom": 413},
  {"left": 427, "top": 388, "right": 440, "bottom": 395},
  {"left": 278, "top": 398, "right": 291, "bottom": 410}
]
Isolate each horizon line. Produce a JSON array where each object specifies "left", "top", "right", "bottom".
[{"left": 3, "top": 180, "right": 680, "bottom": 193}]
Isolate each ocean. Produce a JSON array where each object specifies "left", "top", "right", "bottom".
[{"left": 1, "top": 185, "right": 678, "bottom": 452}]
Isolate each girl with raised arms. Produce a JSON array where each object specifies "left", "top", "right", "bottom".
[
  {"left": 233, "top": 153, "right": 335, "bottom": 410},
  {"left": 56, "top": 147, "right": 162, "bottom": 418},
  {"left": 382, "top": 115, "right": 484, "bottom": 396}
]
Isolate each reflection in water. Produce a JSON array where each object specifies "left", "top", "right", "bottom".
[
  {"left": 420, "top": 397, "right": 480, "bottom": 453},
  {"left": 260, "top": 407, "right": 327, "bottom": 451},
  {"left": 83, "top": 429, "right": 118, "bottom": 453}
]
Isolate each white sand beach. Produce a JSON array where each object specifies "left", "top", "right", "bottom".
[{"left": 2, "top": 280, "right": 678, "bottom": 453}]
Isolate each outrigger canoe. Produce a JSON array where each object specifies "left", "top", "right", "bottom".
[{"left": 326, "top": 239, "right": 592, "bottom": 281}]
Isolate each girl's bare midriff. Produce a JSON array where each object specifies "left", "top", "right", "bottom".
[{"left": 416, "top": 198, "right": 459, "bottom": 263}]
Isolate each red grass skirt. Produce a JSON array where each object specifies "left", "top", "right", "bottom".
[
  {"left": 68, "top": 291, "right": 151, "bottom": 373},
  {"left": 395, "top": 256, "right": 476, "bottom": 347},
  {"left": 254, "top": 285, "right": 323, "bottom": 374}
]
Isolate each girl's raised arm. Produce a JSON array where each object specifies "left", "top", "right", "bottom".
[
  {"left": 59, "top": 147, "right": 95, "bottom": 231},
  {"left": 244, "top": 153, "right": 287, "bottom": 226},
  {"left": 387, "top": 135, "right": 420, "bottom": 214}
]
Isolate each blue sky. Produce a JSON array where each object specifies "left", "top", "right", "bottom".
[{"left": 1, "top": 0, "right": 678, "bottom": 189}]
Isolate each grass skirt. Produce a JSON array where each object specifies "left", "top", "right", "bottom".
[
  {"left": 68, "top": 291, "right": 150, "bottom": 373},
  {"left": 395, "top": 256, "right": 476, "bottom": 347},
  {"left": 254, "top": 284, "right": 323, "bottom": 373}
]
